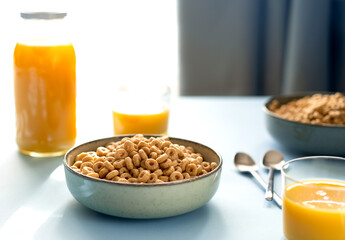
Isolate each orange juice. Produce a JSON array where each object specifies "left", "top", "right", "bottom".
[
  {"left": 14, "top": 41, "right": 76, "bottom": 156},
  {"left": 283, "top": 180, "right": 345, "bottom": 240},
  {"left": 112, "top": 109, "right": 169, "bottom": 135}
]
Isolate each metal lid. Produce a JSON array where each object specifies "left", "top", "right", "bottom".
[{"left": 20, "top": 12, "right": 67, "bottom": 20}]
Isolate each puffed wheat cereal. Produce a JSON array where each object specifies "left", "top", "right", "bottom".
[{"left": 269, "top": 92, "right": 345, "bottom": 125}]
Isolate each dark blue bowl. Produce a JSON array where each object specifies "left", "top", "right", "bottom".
[{"left": 264, "top": 93, "right": 345, "bottom": 156}]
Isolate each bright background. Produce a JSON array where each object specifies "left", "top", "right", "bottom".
[
  {"left": 0, "top": 0, "right": 178, "bottom": 142},
  {"left": 1, "top": 0, "right": 178, "bottom": 89}
]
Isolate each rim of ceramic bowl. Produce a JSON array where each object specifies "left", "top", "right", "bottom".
[
  {"left": 281, "top": 155, "right": 345, "bottom": 191},
  {"left": 63, "top": 135, "right": 223, "bottom": 187},
  {"left": 263, "top": 92, "right": 345, "bottom": 128}
]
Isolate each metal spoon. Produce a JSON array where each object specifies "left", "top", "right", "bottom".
[
  {"left": 262, "top": 150, "right": 285, "bottom": 201},
  {"left": 234, "top": 152, "right": 282, "bottom": 208}
]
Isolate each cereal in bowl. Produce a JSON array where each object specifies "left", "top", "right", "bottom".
[
  {"left": 268, "top": 92, "right": 345, "bottom": 125},
  {"left": 71, "top": 135, "right": 218, "bottom": 183}
]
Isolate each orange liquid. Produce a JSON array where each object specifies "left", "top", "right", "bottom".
[
  {"left": 112, "top": 109, "right": 169, "bottom": 135},
  {"left": 14, "top": 41, "right": 76, "bottom": 156},
  {"left": 283, "top": 180, "right": 345, "bottom": 240}
]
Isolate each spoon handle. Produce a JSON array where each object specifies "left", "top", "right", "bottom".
[
  {"left": 265, "top": 167, "right": 274, "bottom": 201},
  {"left": 250, "top": 170, "right": 282, "bottom": 208}
]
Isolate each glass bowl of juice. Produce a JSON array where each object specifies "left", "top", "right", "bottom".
[
  {"left": 282, "top": 156, "right": 345, "bottom": 240},
  {"left": 112, "top": 84, "right": 170, "bottom": 135}
]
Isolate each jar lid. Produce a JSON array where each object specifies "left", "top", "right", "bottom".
[{"left": 20, "top": 12, "right": 67, "bottom": 20}]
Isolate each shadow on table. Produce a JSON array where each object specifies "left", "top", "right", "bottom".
[
  {"left": 34, "top": 200, "right": 228, "bottom": 240},
  {"left": 15, "top": 151, "right": 64, "bottom": 175}
]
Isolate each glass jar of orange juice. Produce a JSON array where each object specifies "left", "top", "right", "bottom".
[{"left": 13, "top": 12, "right": 76, "bottom": 157}]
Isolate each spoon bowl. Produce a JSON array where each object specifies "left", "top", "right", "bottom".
[
  {"left": 262, "top": 150, "right": 285, "bottom": 170},
  {"left": 234, "top": 152, "right": 259, "bottom": 172}
]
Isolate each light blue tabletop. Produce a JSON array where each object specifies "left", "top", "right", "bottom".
[{"left": 0, "top": 96, "right": 301, "bottom": 240}]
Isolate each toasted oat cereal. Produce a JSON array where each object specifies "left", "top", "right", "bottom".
[
  {"left": 72, "top": 135, "right": 219, "bottom": 183},
  {"left": 268, "top": 93, "right": 345, "bottom": 125}
]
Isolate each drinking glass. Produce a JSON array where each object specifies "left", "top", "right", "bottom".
[
  {"left": 112, "top": 84, "right": 170, "bottom": 135},
  {"left": 282, "top": 156, "right": 345, "bottom": 240}
]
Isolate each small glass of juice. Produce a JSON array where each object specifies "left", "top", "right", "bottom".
[
  {"left": 112, "top": 84, "right": 170, "bottom": 135},
  {"left": 282, "top": 156, "right": 345, "bottom": 240}
]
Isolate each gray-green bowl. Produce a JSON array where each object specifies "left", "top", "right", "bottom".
[
  {"left": 264, "top": 93, "right": 345, "bottom": 156},
  {"left": 63, "top": 135, "right": 222, "bottom": 219}
]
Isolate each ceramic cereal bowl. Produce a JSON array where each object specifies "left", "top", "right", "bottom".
[
  {"left": 63, "top": 135, "right": 222, "bottom": 219},
  {"left": 264, "top": 92, "right": 345, "bottom": 156}
]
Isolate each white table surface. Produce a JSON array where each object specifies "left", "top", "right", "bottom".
[{"left": 0, "top": 96, "right": 302, "bottom": 240}]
